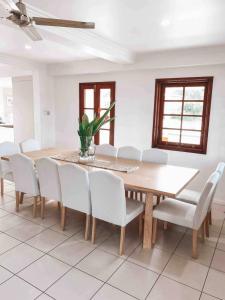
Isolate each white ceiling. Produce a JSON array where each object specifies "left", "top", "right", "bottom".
[{"left": 0, "top": 0, "right": 225, "bottom": 63}]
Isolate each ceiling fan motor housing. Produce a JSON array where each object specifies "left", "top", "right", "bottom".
[{"left": 15, "top": 0, "right": 27, "bottom": 16}]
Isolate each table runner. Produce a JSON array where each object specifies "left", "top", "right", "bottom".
[{"left": 51, "top": 153, "right": 139, "bottom": 173}]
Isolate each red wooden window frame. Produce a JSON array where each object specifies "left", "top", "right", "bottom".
[
  {"left": 79, "top": 81, "right": 115, "bottom": 145},
  {"left": 152, "top": 77, "right": 213, "bottom": 154}
]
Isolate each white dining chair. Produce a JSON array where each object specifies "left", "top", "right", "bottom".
[
  {"left": 176, "top": 162, "right": 225, "bottom": 228},
  {"left": 142, "top": 149, "right": 168, "bottom": 164},
  {"left": 0, "top": 142, "right": 20, "bottom": 196},
  {"left": 152, "top": 171, "right": 220, "bottom": 258},
  {"left": 58, "top": 164, "right": 91, "bottom": 239},
  {"left": 117, "top": 146, "right": 142, "bottom": 161},
  {"left": 95, "top": 144, "right": 117, "bottom": 157},
  {"left": 89, "top": 170, "right": 144, "bottom": 255},
  {"left": 142, "top": 149, "right": 168, "bottom": 205},
  {"left": 20, "top": 139, "right": 41, "bottom": 153},
  {"left": 36, "top": 157, "right": 61, "bottom": 219},
  {"left": 117, "top": 146, "right": 142, "bottom": 200},
  {"left": 10, "top": 154, "right": 40, "bottom": 217}
]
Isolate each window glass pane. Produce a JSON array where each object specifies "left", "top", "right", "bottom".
[
  {"left": 164, "top": 102, "right": 182, "bottom": 114},
  {"left": 99, "top": 130, "right": 110, "bottom": 144},
  {"left": 181, "top": 131, "right": 201, "bottom": 145},
  {"left": 84, "top": 109, "right": 94, "bottom": 122},
  {"left": 183, "top": 102, "right": 203, "bottom": 115},
  {"left": 182, "top": 116, "right": 202, "bottom": 130},
  {"left": 84, "top": 89, "right": 94, "bottom": 108},
  {"left": 163, "top": 116, "right": 181, "bottom": 129},
  {"left": 100, "top": 110, "right": 110, "bottom": 129},
  {"left": 162, "top": 129, "right": 180, "bottom": 143},
  {"left": 165, "top": 87, "right": 183, "bottom": 100},
  {"left": 184, "top": 86, "right": 205, "bottom": 100},
  {"left": 100, "top": 89, "right": 111, "bottom": 108}
]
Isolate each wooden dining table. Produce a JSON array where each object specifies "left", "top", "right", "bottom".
[{"left": 1, "top": 147, "right": 199, "bottom": 249}]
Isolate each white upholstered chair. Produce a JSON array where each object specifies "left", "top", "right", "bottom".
[
  {"left": 10, "top": 154, "right": 40, "bottom": 217},
  {"left": 36, "top": 157, "right": 61, "bottom": 218},
  {"left": 117, "top": 146, "right": 142, "bottom": 200},
  {"left": 20, "top": 139, "right": 41, "bottom": 153},
  {"left": 0, "top": 142, "right": 20, "bottom": 196},
  {"left": 89, "top": 170, "right": 144, "bottom": 255},
  {"left": 117, "top": 146, "right": 142, "bottom": 161},
  {"left": 142, "top": 149, "right": 168, "bottom": 164},
  {"left": 95, "top": 144, "right": 117, "bottom": 157},
  {"left": 176, "top": 162, "right": 225, "bottom": 228},
  {"left": 142, "top": 149, "right": 168, "bottom": 204},
  {"left": 58, "top": 164, "right": 91, "bottom": 239},
  {"left": 152, "top": 171, "right": 220, "bottom": 258}
]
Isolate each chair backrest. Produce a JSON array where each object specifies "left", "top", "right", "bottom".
[
  {"left": 208, "top": 162, "right": 225, "bottom": 209},
  {"left": 20, "top": 139, "right": 41, "bottom": 153},
  {"left": 0, "top": 142, "right": 20, "bottom": 156},
  {"left": 10, "top": 154, "right": 39, "bottom": 195},
  {"left": 36, "top": 157, "right": 61, "bottom": 201},
  {"left": 216, "top": 162, "right": 225, "bottom": 179},
  {"left": 117, "top": 146, "right": 142, "bottom": 161},
  {"left": 142, "top": 149, "right": 168, "bottom": 164},
  {"left": 0, "top": 142, "right": 20, "bottom": 177},
  {"left": 58, "top": 164, "right": 91, "bottom": 214},
  {"left": 193, "top": 171, "right": 220, "bottom": 229},
  {"left": 95, "top": 144, "right": 117, "bottom": 157},
  {"left": 89, "top": 170, "right": 127, "bottom": 226}
]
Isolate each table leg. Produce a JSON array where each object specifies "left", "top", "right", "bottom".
[{"left": 143, "top": 192, "right": 153, "bottom": 249}]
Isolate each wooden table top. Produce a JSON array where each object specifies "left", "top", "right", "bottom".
[{"left": 1, "top": 148, "right": 199, "bottom": 197}]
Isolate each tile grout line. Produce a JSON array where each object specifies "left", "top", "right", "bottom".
[
  {"left": 42, "top": 228, "right": 117, "bottom": 297},
  {"left": 1, "top": 194, "right": 225, "bottom": 299},
  {"left": 200, "top": 213, "right": 225, "bottom": 300},
  {"left": 144, "top": 227, "right": 187, "bottom": 300}
]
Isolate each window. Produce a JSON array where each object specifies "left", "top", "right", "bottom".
[
  {"left": 79, "top": 82, "right": 115, "bottom": 145},
  {"left": 152, "top": 77, "right": 213, "bottom": 154}
]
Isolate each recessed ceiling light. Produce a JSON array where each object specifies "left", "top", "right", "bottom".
[
  {"left": 25, "top": 44, "right": 32, "bottom": 50},
  {"left": 161, "top": 19, "right": 171, "bottom": 27}
]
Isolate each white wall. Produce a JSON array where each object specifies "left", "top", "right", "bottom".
[
  {"left": 54, "top": 64, "right": 225, "bottom": 202},
  {"left": 12, "top": 76, "right": 35, "bottom": 143}
]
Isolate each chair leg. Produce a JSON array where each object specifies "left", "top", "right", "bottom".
[
  {"left": 20, "top": 192, "right": 25, "bottom": 204},
  {"left": 91, "top": 217, "right": 96, "bottom": 244},
  {"left": 139, "top": 213, "right": 143, "bottom": 238},
  {"left": 156, "top": 195, "right": 160, "bottom": 205},
  {"left": 15, "top": 191, "right": 20, "bottom": 212},
  {"left": 205, "top": 215, "right": 209, "bottom": 238},
  {"left": 84, "top": 214, "right": 91, "bottom": 240},
  {"left": 61, "top": 206, "right": 66, "bottom": 230},
  {"left": 33, "top": 196, "right": 38, "bottom": 218},
  {"left": 208, "top": 211, "right": 212, "bottom": 225},
  {"left": 152, "top": 218, "right": 158, "bottom": 244},
  {"left": 119, "top": 226, "right": 126, "bottom": 256},
  {"left": 163, "top": 221, "right": 168, "bottom": 230},
  {"left": 200, "top": 222, "right": 205, "bottom": 243},
  {"left": 41, "top": 197, "right": 45, "bottom": 219},
  {"left": 192, "top": 229, "right": 198, "bottom": 259},
  {"left": 1, "top": 178, "right": 4, "bottom": 196}
]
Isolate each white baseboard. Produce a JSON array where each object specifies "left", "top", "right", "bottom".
[{"left": 213, "top": 197, "right": 225, "bottom": 205}]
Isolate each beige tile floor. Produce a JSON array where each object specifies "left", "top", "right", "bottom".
[{"left": 0, "top": 181, "right": 224, "bottom": 300}]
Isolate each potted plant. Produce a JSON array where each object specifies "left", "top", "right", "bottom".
[{"left": 78, "top": 102, "right": 115, "bottom": 160}]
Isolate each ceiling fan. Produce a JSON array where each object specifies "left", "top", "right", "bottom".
[{"left": 0, "top": 0, "right": 95, "bottom": 41}]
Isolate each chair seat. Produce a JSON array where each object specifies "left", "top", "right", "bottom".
[
  {"left": 125, "top": 198, "right": 144, "bottom": 225},
  {"left": 176, "top": 188, "right": 200, "bottom": 205},
  {"left": 153, "top": 198, "right": 196, "bottom": 229},
  {"left": 4, "top": 172, "right": 13, "bottom": 182}
]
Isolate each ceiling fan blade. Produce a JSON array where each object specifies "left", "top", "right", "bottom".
[
  {"left": 32, "top": 17, "right": 95, "bottom": 29},
  {"left": 21, "top": 25, "right": 42, "bottom": 41},
  {"left": 0, "top": 0, "right": 19, "bottom": 12}
]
